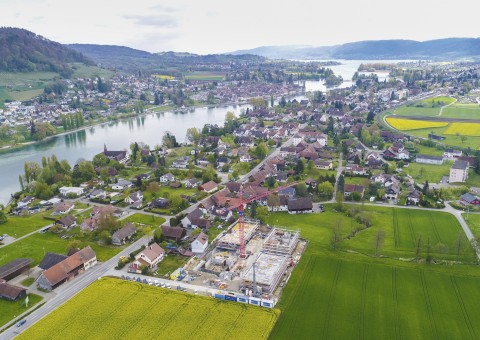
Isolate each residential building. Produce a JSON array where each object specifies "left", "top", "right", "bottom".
[
  {"left": 460, "top": 193, "right": 480, "bottom": 206},
  {"left": 344, "top": 184, "right": 365, "bottom": 198},
  {"left": 129, "top": 243, "right": 165, "bottom": 273},
  {"left": 161, "top": 226, "right": 186, "bottom": 243},
  {"left": 416, "top": 154, "right": 444, "bottom": 165},
  {"left": 59, "top": 186, "right": 84, "bottom": 197},
  {"left": 199, "top": 180, "right": 218, "bottom": 193},
  {"left": 159, "top": 173, "right": 175, "bottom": 183},
  {"left": 55, "top": 215, "right": 77, "bottom": 229},
  {"left": 287, "top": 197, "right": 313, "bottom": 214},
  {"left": 191, "top": 232, "right": 208, "bottom": 254},
  {"left": 0, "top": 280, "right": 27, "bottom": 301},
  {"left": 449, "top": 160, "right": 469, "bottom": 183},
  {"left": 112, "top": 223, "right": 137, "bottom": 245}
]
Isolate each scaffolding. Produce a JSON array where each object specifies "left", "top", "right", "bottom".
[
  {"left": 216, "top": 220, "right": 259, "bottom": 251},
  {"left": 263, "top": 228, "right": 299, "bottom": 255},
  {"left": 241, "top": 253, "right": 289, "bottom": 294}
]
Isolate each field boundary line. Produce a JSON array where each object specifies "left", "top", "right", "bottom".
[
  {"left": 450, "top": 276, "right": 476, "bottom": 339},
  {"left": 420, "top": 271, "right": 438, "bottom": 339},
  {"left": 438, "top": 97, "right": 457, "bottom": 117},
  {"left": 359, "top": 264, "right": 369, "bottom": 340},
  {"left": 393, "top": 209, "right": 399, "bottom": 248},
  {"left": 391, "top": 267, "right": 400, "bottom": 340},
  {"left": 405, "top": 210, "right": 417, "bottom": 248},
  {"left": 323, "top": 261, "right": 342, "bottom": 339},
  {"left": 428, "top": 212, "right": 442, "bottom": 242}
]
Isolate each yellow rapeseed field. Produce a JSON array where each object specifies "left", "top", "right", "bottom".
[
  {"left": 17, "top": 278, "right": 279, "bottom": 340},
  {"left": 386, "top": 117, "right": 448, "bottom": 131},
  {"left": 444, "top": 122, "right": 480, "bottom": 137}
]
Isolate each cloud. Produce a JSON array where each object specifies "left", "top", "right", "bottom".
[
  {"left": 124, "top": 14, "right": 178, "bottom": 28},
  {"left": 148, "top": 4, "right": 178, "bottom": 13}
]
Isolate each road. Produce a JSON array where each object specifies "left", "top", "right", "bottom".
[
  {"left": 0, "top": 236, "right": 150, "bottom": 339},
  {"left": 438, "top": 97, "right": 457, "bottom": 116}
]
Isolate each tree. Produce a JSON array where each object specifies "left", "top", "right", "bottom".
[
  {"left": 460, "top": 135, "right": 467, "bottom": 144},
  {"left": 143, "top": 226, "right": 153, "bottom": 242},
  {"left": 250, "top": 201, "right": 257, "bottom": 218},
  {"left": 98, "top": 211, "right": 117, "bottom": 231},
  {"left": 66, "top": 240, "right": 82, "bottom": 253},
  {"left": 317, "top": 181, "right": 334, "bottom": 197},
  {"left": 0, "top": 210, "right": 7, "bottom": 224},
  {"left": 366, "top": 111, "right": 375, "bottom": 123},
  {"left": 100, "top": 230, "right": 111, "bottom": 244},
  {"left": 296, "top": 183, "right": 308, "bottom": 197},
  {"left": 225, "top": 111, "right": 237, "bottom": 123},
  {"left": 185, "top": 127, "right": 200, "bottom": 145},
  {"left": 331, "top": 222, "right": 343, "bottom": 250},
  {"left": 374, "top": 230, "right": 386, "bottom": 257},
  {"left": 337, "top": 175, "right": 345, "bottom": 192},
  {"left": 93, "top": 154, "right": 108, "bottom": 167},
  {"left": 267, "top": 176, "right": 276, "bottom": 188},
  {"left": 422, "top": 180, "right": 429, "bottom": 195},
  {"left": 295, "top": 159, "right": 304, "bottom": 175},
  {"left": 254, "top": 142, "right": 268, "bottom": 160}
]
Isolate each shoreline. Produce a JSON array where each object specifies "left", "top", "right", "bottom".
[{"left": 0, "top": 91, "right": 304, "bottom": 155}]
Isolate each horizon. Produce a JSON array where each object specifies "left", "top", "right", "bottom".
[{"left": 1, "top": 0, "right": 479, "bottom": 54}]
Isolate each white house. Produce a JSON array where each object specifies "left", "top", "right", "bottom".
[
  {"left": 443, "top": 148, "right": 462, "bottom": 159},
  {"left": 59, "top": 187, "right": 84, "bottom": 197},
  {"left": 160, "top": 173, "right": 175, "bottom": 183},
  {"left": 111, "top": 179, "right": 133, "bottom": 191},
  {"left": 449, "top": 160, "right": 469, "bottom": 183},
  {"left": 191, "top": 232, "right": 208, "bottom": 254},
  {"left": 292, "top": 134, "right": 302, "bottom": 146},
  {"left": 416, "top": 154, "right": 444, "bottom": 165}
]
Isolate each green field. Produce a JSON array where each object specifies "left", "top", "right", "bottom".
[
  {"left": 403, "top": 161, "right": 452, "bottom": 183},
  {"left": 0, "top": 212, "right": 52, "bottom": 238},
  {"left": 121, "top": 213, "right": 166, "bottom": 226},
  {"left": 464, "top": 213, "right": 480, "bottom": 239},
  {"left": 442, "top": 104, "right": 480, "bottom": 119},
  {"left": 0, "top": 294, "right": 43, "bottom": 328},
  {"left": 271, "top": 252, "right": 480, "bottom": 339},
  {"left": 399, "top": 126, "right": 480, "bottom": 150},
  {"left": 184, "top": 71, "right": 225, "bottom": 81},
  {"left": 0, "top": 232, "right": 124, "bottom": 266},
  {"left": 419, "top": 96, "right": 456, "bottom": 106},
  {"left": 18, "top": 278, "right": 278, "bottom": 340}
]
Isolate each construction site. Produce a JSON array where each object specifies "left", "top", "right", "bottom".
[{"left": 186, "top": 219, "right": 307, "bottom": 305}]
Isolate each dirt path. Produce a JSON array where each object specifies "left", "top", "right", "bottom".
[{"left": 438, "top": 97, "right": 457, "bottom": 117}]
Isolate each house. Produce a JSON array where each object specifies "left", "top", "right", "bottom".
[
  {"left": 240, "top": 154, "right": 253, "bottom": 163},
  {"left": 111, "top": 179, "right": 133, "bottom": 190},
  {"left": 55, "top": 215, "right": 77, "bottom": 229},
  {"left": 191, "top": 232, "right": 208, "bottom": 254},
  {"left": 184, "top": 178, "right": 201, "bottom": 188},
  {"left": 161, "top": 226, "right": 186, "bottom": 243},
  {"left": 443, "top": 148, "right": 462, "bottom": 159},
  {"left": 199, "top": 180, "right": 218, "bottom": 193},
  {"left": 59, "top": 186, "right": 84, "bottom": 197},
  {"left": 129, "top": 243, "right": 165, "bottom": 273},
  {"left": 125, "top": 191, "right": 143, "bottom": 207},
  {"left": 17, "top": 196, "right": 34, "bottom": 209},
  {"left": 0, "top": 280, "right": 27, "bottom": 301},
  {"left": 38, "top": 253, "right": 68, "bottom": 270},
  {"left": 172, "top": 156, "right": 190, "bottom": 169},
  {"left": 36, "top": 247, "right": 97, "bottom": 291},
  {"left": 103, "top": 145, "right": 128, "bottom": 163},
  {"left": 52, "top": 202, "right": 74, "bottom": 215},
  {"left": 344, "top": 184, "right": 365, "bottom": 198},
  {"left": 267, "top": 195, "right": 289, "bottom": 212},
  {"left": 89, "top": 189, "right": 107, "bottom": 199},
  {"left": 160, "top": 173, "right": 175, "bottom": 183},
  {"left": 406, "top": 190, "right": 421, "bottom": 206},
  {"left": 314, "top": 159, "right": 333, "bottom": 170},
  {"left": 287, "top": 197, "right": 313, "bottom": 214},
  {"left": 449, "top": 160, "right": 469, "bottom": 183},
  {"left": 416, "top": 154, "right": 444, "bottom": 165},
  {"left": 0, "top": 259, "right": 33, "bottom": 281},
  {"left": 460, "top": 193, "right": 480, "bottom": 206},
  {"left": 278, "top": 187, "right": 296, "bottom": 198},
  {"left": 345, "top": 165, "right": 368, "bottom": 176},
  {"left": 112, "top": 223, "right": 136, "bottom": 245},
  {"left": 80, "top": 218, "right": 98, "bottom": 232},
  {"left": 150, "top": 198, "right": 170, "bottom": 209},
  {"left": 384, "top": 182, "right": 401, "bottom": 200},
  {"left": 182, "top": 208, "right": 211, "bottom": 229}
]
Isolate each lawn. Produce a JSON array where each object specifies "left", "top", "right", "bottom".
[
  {"left": 442, "top": 104, "right": 480, "bottom": 119},
  {"left": 0, "top": 232, "right": 124, "bottom": 266},
  {"left": 154, "top": 254, "right": 187, "bottom": 276},
  {"left": 0, "top": 294, "right": 43, "bottom": 328},
  {"left": 419, "top": 96, "right": 456, "bottom": 106},
  {"left": 0, "top": 212, "right": 52, "bottom": 238},
  {"left": 389, "top": 105, "right": 441, "bottom": 118},
  {"left": 466, "top": 170, "right": 480, "bottom": 187},
  {"left": 122, "top": 213, "right": 166, "bottom": 226},
  {"left": 463, "top": 213, "right": 480, "bottom": 240},
  {"left": 402, "top": 161, "right": 452, "bottom": 183},
  {"left": 344, "top": 176, "right": 370, "bottom": 187},
  {"left": 18, "top": 278, "right": 278, "bottom": 340}
]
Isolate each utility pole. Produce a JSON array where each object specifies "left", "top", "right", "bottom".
[{"left": 252, "top": 261, "right": 257, "bottom": 297}]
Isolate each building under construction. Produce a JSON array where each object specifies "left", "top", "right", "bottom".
[
  {"left": 263, "top": 228, "right": 299, "bottom": 255},
  {"left": 241, "top": 253, "right": 289, "bottom": 294},
  {"left": 216, "top": 220, "right": 258, "bottom": 251}
]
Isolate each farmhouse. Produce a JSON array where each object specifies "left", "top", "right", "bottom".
[
  {"left": 287, "top": 197, "right": 313, "bottom": 214},
  {"left": 460, "top": 193, "right": 480, "bottom": 206},
  {"left": 0, "top": 280, "right": 27, "bottom": 301},
  {"left": 103, "top": 145, "right": 128, "bottom": 164},
  {"left": 0, "top": 258, "right": 33, "bottom": 281},
  {"left": 36, "top": 247, "right": 97, "bottom": 291},
  {"left": 112, "top": 223, "right": 137, "bottom": 245},
  {"left": 38, "top": 252, "right": 68, "bottom": 270},
  {"left": 191, "top": 232, "right": 208, "bottom": 254},
  {"left": 449, "top": 160, "right": 469, "bottom": 183},
  {"left": 416, "top": 154, "right": 444, "bottom": 165},
  {"left": 161, "top": 226, "right": 186, "bottom": 243}
]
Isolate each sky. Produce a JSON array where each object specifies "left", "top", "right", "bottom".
[{"left": 1, "top": 0, "right": 478, "bottom": 54}]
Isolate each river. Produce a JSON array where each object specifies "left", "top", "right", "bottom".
[{"left": 0, "top": 59, "right": 410, "bottom": 204}]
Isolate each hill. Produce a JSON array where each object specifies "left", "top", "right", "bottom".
[
  {"left": 67, "top": 44, "right": 265, "bottom": 73},
  {"left": 0, "top": 27, "right": 93, "bottom": 74},
  {"left": 230, "top": 38, "right": 480, "bottom": 60}
]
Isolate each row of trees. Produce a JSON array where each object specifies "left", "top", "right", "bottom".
[{"left": 61, "top": 112, "right": 85, "bottom": 131}]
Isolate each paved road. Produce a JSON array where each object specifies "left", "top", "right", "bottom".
[{"left": 0, "top": 236, "right": 150, "bottom": 339}]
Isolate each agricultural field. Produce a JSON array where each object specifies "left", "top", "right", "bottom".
[
  {"left": 271, "top": 252, "right": 480, "bottom": 339},
  {"left": 70, "top": 64, "right": 114, "bottom": 79},
  {"left": 442, "top": 104, "right": 480, "bottom": 120},
  {"left": 445, "top": 122, "right": 480, "bottom": 137},
  {"left": 463, "top": 213, "right": 480, "bottom": 240},
  {"left": 0, "top": 211, "right": 52, "bottom": 238},
  {"left": 389, "top": 105, "right": 441, "bottom": 118},
  {"left": 18, "top": 278, "right": 279, "bottom": 340},
  {"left": 152, "top": 74, "right": 175, "bottom": 80},
  {"left": 184, "top": 71, "right": 225, "bottom": 81},
  {"left": 386, "top": 117, "right": 448, "bottom": 130},
  {"left": 419, "top": 96, "right": 456, "bottom": 106},
  {"left": 0, "top": 232, "right": 124, "bottom": 266},
  {"left": 0, "top": 294, "right": 43, "bottom": 328}
]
